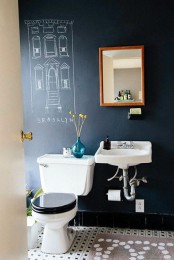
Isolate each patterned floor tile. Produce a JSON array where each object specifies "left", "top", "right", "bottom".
[{"left": 28, "top": 227, "right": 174, "bottom": 260}]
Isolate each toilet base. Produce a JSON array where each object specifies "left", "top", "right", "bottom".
[
  {"left": 41, "top": 225, "right": 76, "bottom": 254},
  {"left": 32, "top": 206, "right": 77, "bottom": 254}
]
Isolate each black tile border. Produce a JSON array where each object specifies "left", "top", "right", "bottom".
[{"left": 71, "top": 211, "right": 174, "bottom": 231}]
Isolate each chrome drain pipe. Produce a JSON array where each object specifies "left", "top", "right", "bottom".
[{"left": 123, "top": 169, "right": 136, "bottom": 201}]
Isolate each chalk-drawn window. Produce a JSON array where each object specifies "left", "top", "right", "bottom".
[
  {"left": 57, "top": 25, "right": 67, "bottom": 33},
  {"left": 43, "top": 27, "right": 54, "bottom": 33},
  {"left": 44, "top": 34, "right": 57, "bottom": 58},
  {"left": 48, "top": 67, "right": 57, "bottom": 90},
  {"left": 31, "top": 27, "right": 39, "bottom": 34},
  {"left": 59, "top": 36, "right": 69, "bottom": 57},
  {"left": 60, "top": 63, "right": 70, "bottom": 89},
  {"left": 32, "top": 36, "right": 41, "bottom": 59},
  {"left": 34, "top": 64, "right": 44, "bottom": 90}
]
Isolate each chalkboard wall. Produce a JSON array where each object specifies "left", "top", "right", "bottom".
[{"left": 19, "top": 0, "right": 174, "bottom": 216}]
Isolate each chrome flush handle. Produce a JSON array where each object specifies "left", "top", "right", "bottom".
[{"left": 40, "top": 164, "right": 48, "bottom": 168}]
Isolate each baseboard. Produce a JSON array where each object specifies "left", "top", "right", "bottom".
[{"left": 69, "top": 211, "right": 174, "bottom": 231}]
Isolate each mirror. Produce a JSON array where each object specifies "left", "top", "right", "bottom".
[{"left": 99, "top": 46, "right": 144, "bottom": 106}]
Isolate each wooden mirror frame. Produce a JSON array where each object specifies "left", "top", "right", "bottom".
[{"left": 99, "top": 45, "right": 145, "bottom": 106}]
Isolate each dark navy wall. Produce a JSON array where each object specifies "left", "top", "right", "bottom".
[{"left": 19, "top": 0, "right": 174, "bottom": 215}]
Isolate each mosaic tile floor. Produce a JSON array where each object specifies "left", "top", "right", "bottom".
[{"left": 28, "top": 227, "right": 174, "bottom": 260}]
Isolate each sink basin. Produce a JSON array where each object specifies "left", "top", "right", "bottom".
[{"left": 95, "top": 141, "right": 152, "bottom": 169}]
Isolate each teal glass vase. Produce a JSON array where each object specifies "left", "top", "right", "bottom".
[{"left": 72, "top": 137, "right": 86, "bottom": 158}]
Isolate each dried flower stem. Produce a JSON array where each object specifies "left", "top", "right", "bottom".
[{"left": 69, "top": 111, "right": 87, "bottom": 138}]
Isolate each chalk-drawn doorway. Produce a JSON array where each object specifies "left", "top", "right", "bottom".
[{"left": 45, "top": 58, "right": 61, "bottom": 113}]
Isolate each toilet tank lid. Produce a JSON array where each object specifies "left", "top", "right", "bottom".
[{"left": 37, "top": 154, "right": 95, "bottom": 166}]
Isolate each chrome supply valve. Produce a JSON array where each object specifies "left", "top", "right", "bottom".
[
  {"left": 140, "top": 177, "right": 148, "bottom": 183},
  {"left": 132, "top": 177, "right": 148, "bottom": 187},
  {"left": 119, "top": 176, "right": 123, "bottom": 181},
  {"left": 108, "top": 175, "right": 123, "bottom": 182},
  {"left": 129, "top": 178, "right": 140, "bottom": 187},
  {"left": 137, "top": 177, "right": 148, "bottom": 184}
]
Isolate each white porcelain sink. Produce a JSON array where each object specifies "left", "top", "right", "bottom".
[{"left": 95, "top": 141, "right": 152, "bottom": 169}]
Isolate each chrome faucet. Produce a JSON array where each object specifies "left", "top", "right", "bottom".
[{"left": 117, "top": 141, "right": 134, "bottom": 149}]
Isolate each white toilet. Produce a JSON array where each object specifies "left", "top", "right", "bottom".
[{"left": 32, "top": 154, "right": 95, "bottom": 254}]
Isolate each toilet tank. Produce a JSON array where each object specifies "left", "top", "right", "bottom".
[{"left": 37, "top": 154, "right": 95, "bottom": 196}]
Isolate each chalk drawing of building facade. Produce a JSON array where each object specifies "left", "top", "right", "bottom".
[
  {"left": 25, "top": 19, "right": 75, "bottom": 116},
  {"left": 60, "top": 63, "right": 70, "bottom": 89},
  {"left": 44, "top": 58, "right": 61, "bottom": 113},
  {"left": 34, "top": 64, "right": 44, "bottom": 90}
]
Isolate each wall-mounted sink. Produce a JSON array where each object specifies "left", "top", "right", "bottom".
[{"left": 95, "top": 141, "right": 152, "bottom": 169}]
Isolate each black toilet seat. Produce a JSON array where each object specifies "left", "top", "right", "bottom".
[{"left": 32, "top": 193, "right": 76, "bottom": 214}]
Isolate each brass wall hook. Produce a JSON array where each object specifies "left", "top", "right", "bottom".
[{"left": 21, "top": 130, "right": 33, "bottom": 142}]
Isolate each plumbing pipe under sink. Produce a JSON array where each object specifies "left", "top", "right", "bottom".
[
  {"left": 107, "top": 166, "right": 147, "bottom": 201},
  {"left": 123, "top": 169, "right": 136, "bottom": 201}
]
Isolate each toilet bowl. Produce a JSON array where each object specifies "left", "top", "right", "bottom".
[
  {"left": 32, "top": 193, "right": 77, "bottom": 254},
  {"left": 32, "top": 154, "right": 95, "bottom": 254}
]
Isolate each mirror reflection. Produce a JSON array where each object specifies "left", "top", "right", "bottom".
[{"left": 99, "top": 46, "right": 144, "bottom": 106}]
